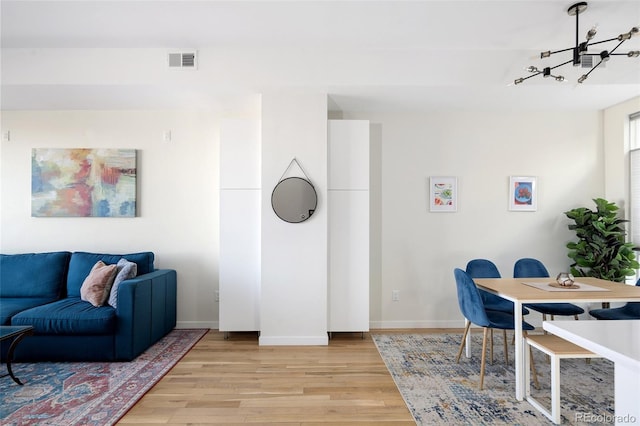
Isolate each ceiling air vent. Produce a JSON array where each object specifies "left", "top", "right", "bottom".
[
  {"left": 168, "top": 51, "right": 197, "bottom": 69},
  {"left": 581, "top": 54, "right": 605, "bottom": 69}
]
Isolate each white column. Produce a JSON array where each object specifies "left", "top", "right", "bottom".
[{"left": 259, "top": 93, "right": 328, "bottom": 345}]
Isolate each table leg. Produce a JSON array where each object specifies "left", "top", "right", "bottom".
[
  {"left": 5, "top": 331, "right": 31, "bottom": 385},
  {"left": 514, "top": 301, "right": 524, "bottom": 401},
  {"left": 614, "top": 363, "right": 640, "bottom": 425}
]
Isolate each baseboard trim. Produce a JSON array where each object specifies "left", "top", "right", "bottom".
[
  {"left": 176, "top": 320, "right": 507, "bottom": 331},
  {"left": 176, "top": 321, "right": 217, "bottom": 329},
  {"left": 369, "top": 320, "right": 466, "bottom": 329},
  {"left": 259, "top": 335, "right": 329, "bottom": 346}
]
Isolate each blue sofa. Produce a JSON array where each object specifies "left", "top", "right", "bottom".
[{"left": 0, "top": 251, "right": 176, "bottom": 362}]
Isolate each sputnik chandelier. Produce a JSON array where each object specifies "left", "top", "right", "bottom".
[{"left": 514, "top": 2, "right": 639, "bottom": 85}]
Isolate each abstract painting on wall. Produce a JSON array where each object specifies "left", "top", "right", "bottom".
[{"left": 32, "top": 148, "right": 137, "bottom": 217}]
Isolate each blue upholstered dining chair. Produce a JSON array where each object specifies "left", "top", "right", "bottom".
[
  {"left": 466, "top": 259, "right": 530, "bottom": 315},
  {"left": 590, "top": 279, "right": 640, "bottom": 320},
  {"left": 513, "top": 258, "right": 585, "bottom": 321},
  {"left": 454, "top": 268, "right": 538, "bottom": 390},
  {"left": 466, "top": 259, "right": 530, "bottom": 363}
]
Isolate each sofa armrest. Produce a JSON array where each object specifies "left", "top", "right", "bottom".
[{"left": 114, "top": 269, "right": 177, "bottom": 360}]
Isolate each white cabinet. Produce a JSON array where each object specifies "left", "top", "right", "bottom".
[
  {"left": 219, "top": 117, "right": 368, "bottom": 336},
  {"left": 219, "top": 119, "right": 261, "bottom": 333},
  {"left": 328, "top": 120, "right": 369, "bottom": 333}
]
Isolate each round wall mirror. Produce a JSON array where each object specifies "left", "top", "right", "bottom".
[{"left": 271, "top": 177, "right": 317, "bottom": 223}]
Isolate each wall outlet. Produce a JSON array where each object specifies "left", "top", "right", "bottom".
[
  {"left": 392, "top": 290, "right": 400, "bottom": 301},
  {"left": 215, "top": 291, "right": 220, "bottom": 302}
]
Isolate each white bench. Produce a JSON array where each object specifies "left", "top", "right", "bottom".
[{"left": 525, "top": 334, "right": 601, "bottom": 424}]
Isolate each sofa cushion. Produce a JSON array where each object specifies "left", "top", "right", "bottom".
[
  {"left": 0, "top": 298, "right": 59, "bottom": 325},
  {"left": 0, "top": 252, "right": 70, "bottom": 298},
  {"left": 67, "top": 252, "right": 154, "bottom": 297},
  {"left": 80, "top": 261, "right": 117, "bottom": 307},
  {"left": 108, "top": 258, "right": 138, "bottom": 308},
  {"left": 11, "top": 298, "right": 116, "bottom": 335}
]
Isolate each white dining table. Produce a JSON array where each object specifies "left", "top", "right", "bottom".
[
  {"left": 543, "top": 320, "right": 640, "bottom": 425},
  {"left": 472, "top": 277, "right": 640, "bottom": 401}
]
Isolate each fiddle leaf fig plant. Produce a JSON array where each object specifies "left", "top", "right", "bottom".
[{"left": 565, "top": 198, "right": 639, "bottom": 282}]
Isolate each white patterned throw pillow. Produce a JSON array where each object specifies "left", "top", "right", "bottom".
[{"left": 108, "top": 258, "right": 138, "bottom": 309}]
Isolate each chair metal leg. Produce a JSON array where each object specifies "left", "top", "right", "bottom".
[
  {"left": 479, "top": 327, "right": 489, "bottom": 390},
  {"left": 456, "top": 321, "right": 472, "bottom": 363}
]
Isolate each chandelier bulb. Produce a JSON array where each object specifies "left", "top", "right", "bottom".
[
  {"left": 526, "top": 66, "right": 539, "bottom": 73},
  {"left": 578, "top": 75, "right": 588, "bottom": 84},
  {"left": 628, "top": 51, "right": 640, "bottom": 57},
  {"left": 540, "top": 51, "right": 551, "bottom": 58},
  {"left": 555, "top": 76, "right": 565, "bottom": 82},
  {"left": 586, "top": 25, "right": 598, "bottom": 40},
  {"left": 618, "top": 31, "right": 633, "bottom": 41},
  {"left": 514, "top": 78, "right": 524, "bottom": 85}
]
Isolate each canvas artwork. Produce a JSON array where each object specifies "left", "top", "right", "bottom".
[{"left": 32, "top": 148, "right": 137, "bottom": 217}]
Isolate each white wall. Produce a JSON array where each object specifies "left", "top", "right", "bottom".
[
  {"left": 0, "top": 110, "right": 220, "bottom": 329},
  {"left": 344, "top": 110, "right": 604, "bottom": 328},
  {"left": 3, "top": 104, "right": 633, "bottom": 330}
]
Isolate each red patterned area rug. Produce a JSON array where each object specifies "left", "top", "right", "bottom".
[{"left": 1, "top": 329, "right": 207, "bottom": 426}]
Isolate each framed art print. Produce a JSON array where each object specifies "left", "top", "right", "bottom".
[
  {"left": 32, "top": 148, "right": 137, "bottom": 217},
  {"left": 429, "top": 176, "right": 457, "bottom": 212},
  {"left": 509, "top": 176, "right": 537, "bottom": 211}
]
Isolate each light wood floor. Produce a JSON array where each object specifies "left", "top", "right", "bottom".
[{"left": 117, "top": 329, "right": 436, "bottom": 425}]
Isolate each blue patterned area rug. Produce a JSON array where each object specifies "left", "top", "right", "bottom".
[
  {"left": 373, "top": 333, "right": 615, "bottom": 426},
  {"left": 1, "top": 329, "right": 207, "bottom": 426}
]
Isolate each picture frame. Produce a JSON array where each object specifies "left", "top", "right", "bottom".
[
  {"left": 509, "top": 176, "right": 537, "bottom": 211},
  {"left": 429, "top": 176, "right": 457, "bottom": 212},
  {"left": 32, "top": 148, "right": 137, "bottom": 217}
]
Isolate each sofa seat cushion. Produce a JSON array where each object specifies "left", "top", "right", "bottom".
[
  {"left": 0, "top": 298, "right": 59, "bottom": 325},
  {"left": 11, "top": 298, "right": 116, "bottom": 335}
]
